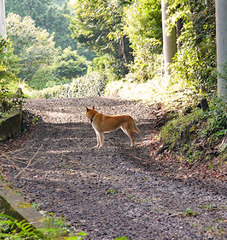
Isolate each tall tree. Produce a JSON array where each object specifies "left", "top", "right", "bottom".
[
  {"left": 123, "top": 0, "right": 162, "bottom": 81},
  {"left": 0, "top": 0, "right": 6, "bottom": 37},
  {"left": 69, "top": 0, "right": 132, "bottom": 76},
  {"left": 166, "top": 0, "right": 216, "bottom": 94},
  {"left": 5, "top": 0, "right": 76, "bottom": 49},
  {"left": 161, "top": 0, "right": 177, "bottom": 77},
  {"left": 6, "top": 13, "right": 58, "bottom": 82},
  {"left": 5, "top": 0, "right": 52, "bottom": 27},
  {"left": 215, "top": 0, "right": 227, "bottom": 98}
]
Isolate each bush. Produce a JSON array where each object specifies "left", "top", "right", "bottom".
[
  {"left": 6, "top": 13, "right": 58, "bottom": 83},
  {"left": 0, "top": 213, "right": 88, "bottom": 239},
  {"left": 0, "top": 38, "right": 21, "bottom": 115},
  {"left": 160, "top": 96, "right": 227, "bottom": 163},
  {"left": 29, "top": 66, "right": 61, "bottom": 90},
  {"left": 40, "top": 71, "right": 106, "bottom": 98},
  {"left": 160, "top": 109, "right": 203, "bottom": 150},
  {"left": 52, "top": 47, "right": 88, "bottom": 80}
]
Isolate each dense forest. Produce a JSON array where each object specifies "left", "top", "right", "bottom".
[
  {"left": 1, "top": 0, "right": 222, "bottom": 97},
  {"left": 0, "top": 0, "right": 226, "bottom": 164}
]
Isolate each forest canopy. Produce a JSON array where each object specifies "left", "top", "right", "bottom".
[{"left": 1, "top": 0, "right": 226, "bottom": 102}]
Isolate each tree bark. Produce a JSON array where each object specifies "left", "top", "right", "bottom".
[
  {"left": 0, "top": 0, "right": 6, "bottom": 37},
  {"left": 120, "top": 36, "right": 128, "bottom": 65},
  {"left": 215, "top": 0, "right": 227, "bottom": 98},
  {"left": 161, "top": 0, "right": 177, "bottom": 77}
]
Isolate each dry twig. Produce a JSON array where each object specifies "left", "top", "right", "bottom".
[{"left": 13, "top": 144, "right": 43, "bottom": 179}]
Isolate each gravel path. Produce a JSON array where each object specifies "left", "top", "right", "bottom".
[{"left": 1, "top": 97, "right": 227, "bottom": 240}]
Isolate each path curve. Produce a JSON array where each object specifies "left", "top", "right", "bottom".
[{"left": 1, "top": 97, "right": 226, "bottom": 240}]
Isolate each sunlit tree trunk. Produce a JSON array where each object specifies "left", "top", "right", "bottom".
[
  {"left": 0, "top": 0, "right": 6, "bottom": 37},
  {"left": 161, "top": 0, "right": 177, "bottom": 77},
  {"left": 120, "top": 36, "right": 128, "bottom": 65},
  {"left": 215, "top": 0, "right": 227, "bottom": 98}
]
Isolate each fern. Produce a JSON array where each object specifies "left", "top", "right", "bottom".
[
  {"left": 0, "top": 214, "right": 44, "bottom": 239},
  {"left": 0, "top": 214, "right": 88, "bottom": 240}
]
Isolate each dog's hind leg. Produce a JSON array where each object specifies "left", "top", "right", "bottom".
[{"left": 121, "top": 127, "right": 135, "bottom": 147}]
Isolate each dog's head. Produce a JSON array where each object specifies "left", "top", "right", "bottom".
[{"left": 86, "top": 106, "right": 97, "bottom": 120}]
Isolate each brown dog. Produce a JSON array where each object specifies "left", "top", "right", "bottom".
[{"left": 86, "top": 106, "right": 140, "bottom": 147}]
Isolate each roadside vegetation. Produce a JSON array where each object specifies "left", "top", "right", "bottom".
[
  {"left": 1, "top": 0, "right": 226, "bottom": 173},
  {"left": 161, "top": 97, "right": 226, "bottom": 170},
  {"left": 0, "top": 213, "right": 88, "bottom": 239}
]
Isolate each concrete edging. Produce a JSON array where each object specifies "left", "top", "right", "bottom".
[
  {"left": 0, "top": 111, "right": 22, "bottom": 141},
  {"left": 0, "top": 180, "right": 53, "bottom": 231}
]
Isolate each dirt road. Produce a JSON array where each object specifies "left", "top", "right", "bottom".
[{"left": 1, "top": 97, "right": 226, "bottom": 239}]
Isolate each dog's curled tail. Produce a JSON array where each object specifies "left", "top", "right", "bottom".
[{"left": 134, "top": 123, "right": 140, "bottom": 133}]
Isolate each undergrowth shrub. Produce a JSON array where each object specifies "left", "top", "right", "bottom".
[
  {"left": 199, "top": 97, "right": 227, "bottom": 144},
  {"left": 0, "top": 214, "right": 43, "bottom": 239},
  {"left": 105, "top": 76, "right": 200, "bottom": 110},
  {"left": 0, "top": 213, "right": 88, "bottom": 239},
  {"left": 160, "top": 96, "right": 227, "bottom": 163},
  {"left": 0, "top": 38, "right": 21, "bottom": 116},
  {"left": 40, "top": 71, "right": 106, "bottom": 98},
  {"left": 29, "top": 66, "right": 61, "bottom": 90},
  {"left": 168, "top": 0, "right": 217, "bottom": 95}
]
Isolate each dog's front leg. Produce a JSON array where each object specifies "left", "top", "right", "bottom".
[
  {"left": 95, "top": 131, "right": 104, "bottom": 147},
  {"left": 95, "top": 131, "right": 101, "bottom": 147},
  {"left": 99, "top": 132, "right": 104, "bottom": 147}
]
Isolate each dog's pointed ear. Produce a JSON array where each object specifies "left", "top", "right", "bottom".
[
  {"left": 92, "top": 106, "right": 95, "bottom": 110},
  {"left": 86, "top": 107, "right": 89, "bottom": 112}
]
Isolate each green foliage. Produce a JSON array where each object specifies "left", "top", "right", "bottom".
[
  {"left": 199, "top": 97, "right": 227, "bottom": 142},
  {"left": 3, "top": 0, "right": 222, "bottom": 103},
  {"left": 42, "top": 2, "right": 77, "bottom": 49},
  {"left": 168, "top": 0, "right": 216, "bottom": 94},
  {"left": 70, "top": 0, "right": 124, "bottom": 52},
  {"left": 6, "top": 13, "right": 91, "bottom": 90},
  {"left": 29, "top": 47, "right": 89, "bottom": 90},
  {"left": 53, "top": 47, "right": 88, "bottom": 80},
  {"left": 183, "top": 208, "right": 199, "bottom": 217},
  {"left": 0, "top": 214, "right": 43, "bottom": 239},
  {"left": 201, "top": 204, "right": 217, "bottom": 211},
  {"left": 123, "top": 0, "right": 162, "bottom": 81},
  {"left": 0, "top": 38, "right": 21, "bottom": 115},
  {"left": 40, "top": 71, "right": 106, "bottom": 98},
  {"left": 0, "top": 38, "right": 19, "bottom": 85},
  {"left": 0, "top": 213, "right": 88, "bottom": 239},
  {"left": 29, "top": 65, "right": 61, "bottom": 90},
  {"left": 106, "top": 189, "right": 115, "bottom": 195},
  {"left": 6, "top": 13, "right": 59, "bottom": 83},
  {"left": 93, "top": 54, "right": 117, "bottom": 82},
  {"left": 69, "top": 0, "right": 132, "bottom": 77},
  {"left": 161, "top": 109, "right": 203, "bottom": 150},
  {"left": 105, "top": 77, "right": 200, "bottom": 110},
  {"left": 5, "top": 0, "right": 52, "bottom": 27},
  {"left": 5, "top": 0, "right": 76, "bottom": 50},
  {"left": 161, "top": 97, "right": 227, "bottom": 163}
]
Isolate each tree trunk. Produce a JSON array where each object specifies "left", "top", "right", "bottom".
[
  {"left": 176, "top": 19, "right": 182, "bottom": 49},
  {"left": 215, "top": 0, "right": 227, "bottom": 98},
  {"left": 0, "top": 0, "right": 6, "bottom": 37},
  {"left": 120, "top": 36, "right": 129, "bottom": 65},
  {"left": 161, "top": 0, "right": 177, "bottom": 77}
]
